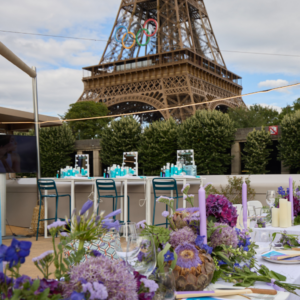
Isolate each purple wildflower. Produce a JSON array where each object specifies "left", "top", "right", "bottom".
[
  {"left": 101, "top": 219, "right": 120, "bottom": 230},
  {"left": 156, "top": 196, "right": 172, "bottom": 202},
  {"left": 164, "top": 250, "right": 174, "bottom": 262},
  {"left": 14, "top": 275, "right": 32, "bottom": 288},
  {"left": 60, "top": 232, "right": 69, "bottom": 237},
  {"left": 162, "top": 211, "right": 169, "bottom": 218},
  {"left": 5, "top": 238, "right": 32, "bottom": 268},
  {"left": 104, "top": 209, "right": 121, "bottom": 219},
  {"left": 140, "top": 278, "right": 159, "bottom": 293},
  {"left": 47, "top": 220, "right": 66, "bottom": 230},
  {"left": 0, "top": 244, "right": 7, "bottom": 263},
  {"left": 170, "top": 226, "right": 197, "bottom": 248},
  {"left": 80, "top": 200, "right": 94, "bottom": 215},
  {"left": 175, "top": 243, "right": 202, "bottom": 269},
  {"left": 181, "top": 184, "right": 190, "bottom": 193},
  {"left": 136, "top": 220, "right": 147, "bottom": 229},
  {"left": 68, "top": 292, "right": 86, "bottom": 300},
  {"left": 91, "top": 250, "right": 102, "bottom": 257},
  {"left": 32, "top": 250, "right": 54, "bottom": 263}
]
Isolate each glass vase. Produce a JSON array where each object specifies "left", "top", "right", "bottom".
[{"left": 153, "top": 268, "right": 175, "bottom": 300}]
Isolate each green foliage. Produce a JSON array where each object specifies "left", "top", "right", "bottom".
[
  {"left": 178, "top": 110, "right": 236, "bottom": 175},
  {"left": 39, "top": 124, "right": 75, "bottom": 177},
  {"left": 139, "top": 118, "right": 178, "bottom": 175},
  {"left": 278, "top": 98, "right": 300, "bottom": 122},
  {"left": 62, "top": 101, "right": 110, "bottom": 139},
  {"left": 228, "top": 104, "right": 280, "bottom": 128},
  {"left": 100, "top": 116, "right": 142, "bottom": 166},
  {"left": 242, "top": 127, "right": 273, "bottom": 174},
  {"left": 157, "top": 243, "right": 177, "bottom": 273},
  {"left": 278, "top": 110, "right": 300, "bottom": 173},
  {"left": 210, "top": 176, "right": 255, "bottom": 204}
]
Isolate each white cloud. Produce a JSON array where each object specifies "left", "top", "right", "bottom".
[
  {"left": 258, "top": 80, "right": 289, "bottom": 88},
  {"left": 259, "top": 103, "right": 282, "bottom": 113}
]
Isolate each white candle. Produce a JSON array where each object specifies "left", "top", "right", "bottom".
[
  {"left": 272, "top": 208, "right": 279, "bottom": 227},
  {"left": 287, "top": 202, "right": 292, "bottom": 227},
  {"left": 279, "top": 198, "right": 289, "bottom": 228}
]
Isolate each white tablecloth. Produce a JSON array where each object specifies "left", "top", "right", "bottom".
[
  {"left": 210, "top": 242, "right": 300, "bottom": 299},
  {"left": 251, "top": 225, "right": 300, "bottom": 243}
]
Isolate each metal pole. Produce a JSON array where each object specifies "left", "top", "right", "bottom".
[{"left": 32, "top": 66, "right": 41, "bottom": 179}]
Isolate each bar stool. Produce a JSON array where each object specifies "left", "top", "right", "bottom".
[
  {"left": 95, "top": 179, "right": 130, "bottom": 222},
  {"left": 36, "top": 179, "right": 71, "bottom": 241},
  {"left": 152, "top": 178, "right": 183, "bottom": 227}
]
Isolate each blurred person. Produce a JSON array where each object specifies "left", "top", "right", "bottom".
[{"left": 0, "top": 136, "right": 21, "bottom": 173}]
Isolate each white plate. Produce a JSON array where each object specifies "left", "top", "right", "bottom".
[{"left": 262, "top": 250, "right": 300, "bottom": 264}]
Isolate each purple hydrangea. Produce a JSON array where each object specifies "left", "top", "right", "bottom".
[
  {"left": 63, "top": 256, "right": 138, "bottom": 300},
  {"left": 169, "top": 226, "right": 197, "bottom": 248},
  {"left": 206, "top": 194, "right": 238, "bottom": 227},
  {"left": 175, "top": 243, "right": 202, "bottom": 269},
  {"left": 210, "top": 223, "right": 238, "bottom": 249}
]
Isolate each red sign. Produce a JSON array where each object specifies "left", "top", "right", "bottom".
[{"left": 269, "top": 126, "right": 278, "bottom": 135}]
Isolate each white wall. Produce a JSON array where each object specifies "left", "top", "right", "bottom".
[{"left": 5, "top": 175, "right": 299, "bottom": 228}]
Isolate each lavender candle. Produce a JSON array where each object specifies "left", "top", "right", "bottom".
[
  {"left": 242, "top": 179, "right": 247, "bottom": 229},
  {"left": 289, "top": 176, "right": 294, "bottom": 222},
  {"left": 199, "top": 185, "right": 207, "bottom": 244}
]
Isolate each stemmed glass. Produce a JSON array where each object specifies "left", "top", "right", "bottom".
[
  {"left": 126, "top": 234, "right": 156, "bottom": 277},
  {"left": 266, "top": 190, "right": 276, "bottom": 224},
  {"left": 113, "top": 223, "right": 137, "bottom": 260}
]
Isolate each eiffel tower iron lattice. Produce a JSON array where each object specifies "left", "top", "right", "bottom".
[{"left": 77, "top": 0, "right": 245, "bottom": 122}]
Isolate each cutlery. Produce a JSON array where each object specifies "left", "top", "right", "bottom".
[{"left": 175, "top": 288, "right": 277, "bottom": 299}]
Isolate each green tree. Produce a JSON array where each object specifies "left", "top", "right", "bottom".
[
  {"left": 242, "top": 127, "right": 272, "bottom": 174},
  {"left": 101, "top": 116, "right": 142, "bottom": 166},
  {"left": 278, "top": 110, "right": 300, "bottom": 173},
  {"left": 228, "top": 104, "right": 280, "bottom": 128},
  {"left": 139, "top": 118, "right": 178, "bottom": 175},
  {"left": 40, "top": 124, "right": 75, "bottom": 177},
  {"left": 210, "top": 176, "right": 255, "bottom": 204},
  {"left": 279, "top": 98, "right": 300, "bottom": 122},
  {"left": 62, "top": 101, "right": 110, "bottom": 139},
  {"left": 178, "top": 110, "right": 236, "bottom": 175}
]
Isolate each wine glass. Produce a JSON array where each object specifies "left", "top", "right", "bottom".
[
  {"left": 113, "top": 223, "right": 137, "bottom": 260},
  {"left": 266, "top": 190, "right": 276, "bottom": 225},
  {"left": 126, "top": 234, "right": 156, "bottom": 277}
]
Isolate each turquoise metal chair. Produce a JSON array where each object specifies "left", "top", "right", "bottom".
[
  {"left": 36, "top": 179, "right": 71, "bottom": 241},
  {"left": 152, "top": 178, "right": 183, "bottom": 227},
  {"left": 95, "top": 179, "right": 130, "bottom": 222}
]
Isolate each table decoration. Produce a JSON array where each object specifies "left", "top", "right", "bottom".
[
  {"left": 146, "top": 184, "right": 300, "bottom": 296},
  {"left": 242, "top": 179, "right": 248, "bottom": 229},
  {"left": 272, "top": 185, "right": 300, "bottom": 226},
  {"left": 0, "top": 200, "right": 159, "bottom": 300},
  {"left": 271, "top": 231, "right": 300, "bottom": 249}
]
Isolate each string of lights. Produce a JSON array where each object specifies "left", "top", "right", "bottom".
[
  {"left": 1, "top": 82, "right": 299, "bottom": 126},
  {"left": 1, "top": 29, "right": 300, "bottom": 58}
]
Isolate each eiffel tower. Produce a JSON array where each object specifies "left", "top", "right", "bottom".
[{"left": 77, "top": 0, "right": 245, "bottom": 122}]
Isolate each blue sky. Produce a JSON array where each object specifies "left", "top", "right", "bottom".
[{"left": 0, "top": 0, "right": 300, "bottom": 117}]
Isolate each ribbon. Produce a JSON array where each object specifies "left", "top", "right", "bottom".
[{"left": 266, "top": 279, "right": 286, "bottom": 292}]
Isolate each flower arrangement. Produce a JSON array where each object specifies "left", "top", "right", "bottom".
[
  {"left": 276, "top": 185, "right": 300, "bottom": 218},
  {"left": 0, "top": 200, "right": 158, "bottom": 300},
  {"left": 140, "top": 184, "right": 300, "bottom": 295},
  {"left": 255, "top": 218, "right": 266, "bottom": 228},
  {"left": 272, "top": 231, "right": 300, "bottom": 249}
]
